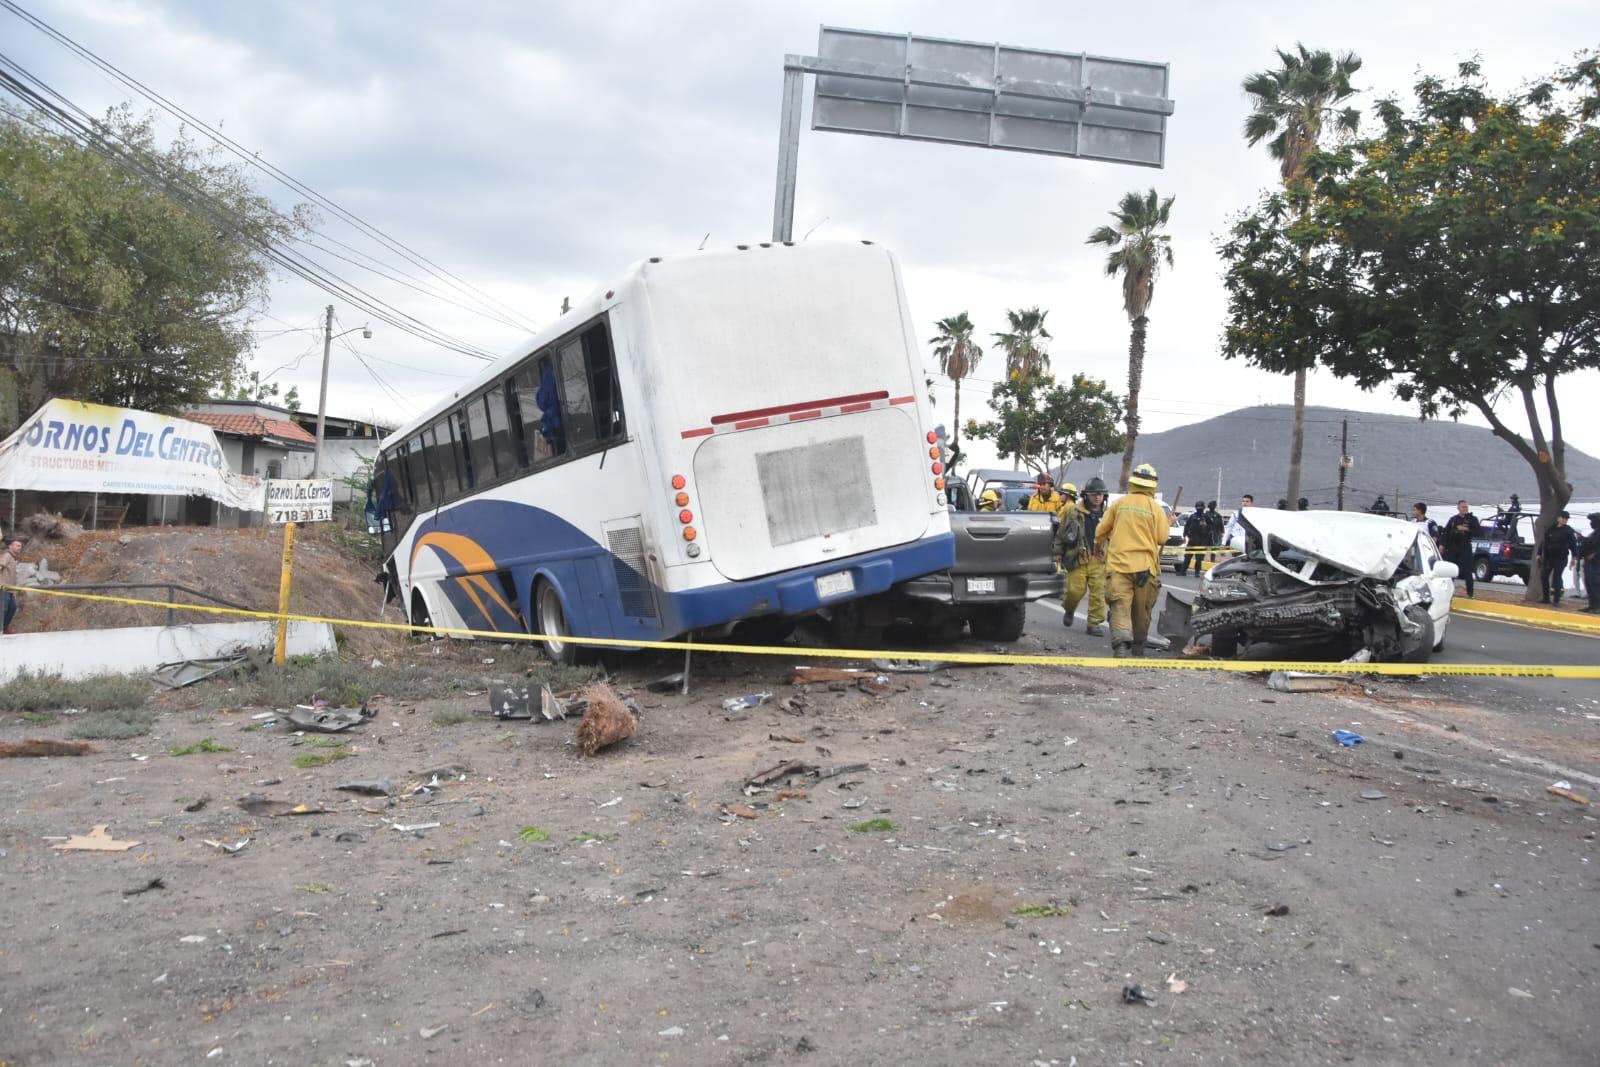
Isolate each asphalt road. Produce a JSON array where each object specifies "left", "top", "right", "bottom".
[{"left": 1026, "top": 571, "right": 1600, "bottom": 717}]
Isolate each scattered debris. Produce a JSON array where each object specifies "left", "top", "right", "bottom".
[
  {"left": 0, "top": 739, "right": 94, "bottom": 758},
  {"left": 658, "top": 1025, "right": 684, "bottom": 1037},
  {"left": 183, "top": 796, "right": 210, "bottom": 812},
  {"left": 1265, "top": 842, "right": 1297, "bottom": 852},
  {"left": 1121, "top": 983, "right": 1156, "bottom": 1006},
  {"left": 1268, "top": 671, "right": 1341, "bottom": 692},
  {"left": 123, "top": 877, "right": 166, "bottom": 896},
  {"left": 205, "top": 838, "right": 251, "bottom": 855},
  {"left": 237, "top": 795, "right": 330, "bottom": 817},
  {"left": 721, "top": 805, "right": 760, "bottom": 820},
  {"left": 152, "top": 651, "right": 250, "bottom": 689},
  {"left": 791, "top": 666, "right": 872, "bottom": 685},
  {"left": 335, "top": 779, "right": 395, "bottom": 797},
  {"left": 775, "top": 789, "right": 808, "bottom": 801},
  {"left": 1166, "top": 973, "right": 1188, "bottom": 995},
  {"left": 1546, "top": 781, "right": 1591, "bottom": 805},
  {"left": 1264, "top": 903, "right": 1291, "bottom": 917},
  {"left": 419, "top": 1025, "right": 447, "bottom": 1039},
  {"left": 870, "top": 658, "right": 949, "bottom": 673},
  {"left": 285, "top": 705, "right": 371, "bottom": 733},
  {"left": 1508, "top": 987, "right": 1536, "bottom": 999},
  {"left": 1332, "top": 729, "right": 1366, "bottom": 747},
  {"left": 431, "top": 929, "right": 468, "bottom": 939},
  {"left": 1360, "top": 789, "right": 1388, "bottom": 801},
  {"left": 742, "top": 759, "right": 869, "bottom": 796},
  {"left": 722, "top": 693, "right": 771, "bottom": 711},
  {"left": 334, "top": 830, "right": 365, "bottom": 844},
  {"left": 179, "top": 934, "right": 207, "bottom": 944},
  {"left": 768, "top": 733, "right": 805, "bottom": 744},
  {"left": 394, "top": 822, "right": 441, "bottom": 834},
  {"left": 51, "top": 825, "right": 140, "bottom": 852},
  {"left": 575, "top": 684, "right": 637, "bottom": 756},
  {"left": 512, "top": 990, "right": 546, "bottom": 1016}
]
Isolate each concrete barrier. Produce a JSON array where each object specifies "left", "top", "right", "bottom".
[{"left": 0, "top": 620, "right": 337, "bottom": 682}]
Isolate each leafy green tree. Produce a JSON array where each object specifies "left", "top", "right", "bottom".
[
  {"left": 1086, "top": 188, "right": 1175, "bottom": 491},
  {"left": 230, "top": 371, "right": 301, "bottom": 412},
  {"left": 992, "top": 307, "right": 1051, "bottom": 379},
  {"left": 1219, "top": 55, "right": 1600, "bottom": 602},
  {"left": 967, "top": 371, "right": 1124, "bottom": 477},
  {"left": 1241, "top": 43, "right": 1363, "bottom": 507},
  {"left": 0, "top": 104, "right": 309, "bottom": 418},
  {"left": 929, "top": 312, "right": 982, "bottom": 458}
]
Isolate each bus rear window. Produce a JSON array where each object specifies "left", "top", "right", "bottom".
[{"left": 556, "top": 339, "right": 596, "bottom": 450}]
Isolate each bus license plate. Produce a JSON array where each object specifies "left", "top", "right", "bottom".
[
  {"left": 967, "top": 577, "right": 996, "bottom": 594},
  {"left": 816, "top": 571, "right": 855, "bottom": 599}
]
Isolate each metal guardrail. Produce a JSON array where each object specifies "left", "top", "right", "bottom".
[{"left": 43, "top": 582, "right": 253, "bottom": 628}]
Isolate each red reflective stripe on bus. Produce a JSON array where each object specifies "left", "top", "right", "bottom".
[
  {"left": 710, "top": 390, "right": 889, "bottom": 425},
  {"left": 680, "top": 427, "right": 714, "bottom": 439},
  {"left": 734, "top": 417, "right": 769, "bottom": 430},
  {"left": 839, "top": 402, "right": 873, "bottom": 413},
  {"left": 889, "top": 395, "right": 915, "bottom": 405},
  {"left": 788, "top": 410, "right": 822, "bottom": 421}
]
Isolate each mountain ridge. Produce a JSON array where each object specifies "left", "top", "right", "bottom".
[{"left": 1056, "top": 405, "right": 1600, "bottom": 509}]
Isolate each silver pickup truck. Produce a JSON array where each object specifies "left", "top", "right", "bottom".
[{"left": 830, "top": 478, "right": 1063, "bottom": 645}]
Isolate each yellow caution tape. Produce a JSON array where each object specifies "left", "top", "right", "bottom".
[{"left": 9, "top": 584, "right": 1600, "bottom": 679}]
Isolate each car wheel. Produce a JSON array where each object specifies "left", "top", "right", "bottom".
[
  {"left": 1210, "top": 631, "right": 1239, "bottom": 658},
  {"left": 830, "top": 602, "right": 883, "bottom": 649},
  {"left": 970, "top": 603, "right": 1026, "bottom": 642},
  {"left": 535, "top": 580, "right": 586, "bottom": 666},
  {"left": 409, "top": 590, "right": 436, "bottom": 640},
  {"left": 1432, "top": 625, "right": 1446, "bottom": 653},
  {"left": 1472, "top": 557, "right": 1492, "bottom": 583},
  {"left": 1401, "top": 606, "right": 1434, "bottom": 664}
]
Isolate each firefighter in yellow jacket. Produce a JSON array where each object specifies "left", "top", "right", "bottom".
[
  {"left": 1094, "top": 463, "right": 1170, "bottom": 657},
  {"left": 1025, "top": 473, "right": 1068, "bottom": 517},
  {"left": 1056, "top": 477, "right": 1108, "bottom": 635}
]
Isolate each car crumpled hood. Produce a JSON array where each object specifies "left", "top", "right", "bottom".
[{"left": 1239, "top": 508, "right": 1418, "bottom": 581}]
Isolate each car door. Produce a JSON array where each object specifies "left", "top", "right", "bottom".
[{"left": 1416, "top": 533, "right": 1454, "bottom": 630}]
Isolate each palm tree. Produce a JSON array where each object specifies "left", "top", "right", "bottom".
[
  {"left": 992, "top": 307, "right": 1051, "bottom": 380},
  {"left": 1087, "top": 188, "right": 1175, "bottom": 491},
  {"left": 929, "top": 312, "right": 983, "bottom": 459},
  {"left": 1242, "top": 43, "right": 1362, "bottom": 507}
]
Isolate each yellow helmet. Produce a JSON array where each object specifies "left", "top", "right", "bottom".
[
  {"left": 1129, "top": 463, "right": 1159, "bottom": 489},
  {"left": 1060, "top": 482, "right": 1078, "bottom": 501},
  {"left": 978, "top": 488, "right": 1002, "bottom": 511}
]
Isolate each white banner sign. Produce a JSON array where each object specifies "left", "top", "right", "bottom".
[
  {"left": 0, "top": 398, "right": 265, "bottom": 511},
  {"left": 266, "top": 479, "right": 333, "bottom": 524}
]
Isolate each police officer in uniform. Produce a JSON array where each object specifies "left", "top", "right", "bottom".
[{"left": 1095, "top": 464, "right": 1169, "bottom": 657}]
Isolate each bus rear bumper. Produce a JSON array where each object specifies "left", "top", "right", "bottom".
[{"left": 665, "top": 533, "right": 955, "bottom": 633}]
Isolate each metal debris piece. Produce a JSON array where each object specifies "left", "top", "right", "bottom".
[
  {"left": 123, "top": 877, "right": 166, "bottom": 895},
  {"left": 237, "top": 795, "right": 330, "bottom": 817},
  {"left": 870, "top": 659, "right": 949, "bottom": 673},
  {"left": 1121, "top": 983, "right": 1156, "bottom": 1006},
  {"left": 285, "top": 705, "right": 370, "bottom": 733},
  {"left": 204, "top": 838, "right": 251, "bottom": 855},
  {"left": 1360, "top": 789, "right": 1388, "bottom": 801},
  {"left": 722, "top": 693, "right": 772, "bottom": 711},
  {"left": 1267, "top": 671, "right": 1341, "bottom": 692},
  {"left": 336, "top": 779, "right": 395, "bottom": 797},
  {"left": 393, "top": 822, "right": 441, "bottom": 833},
  {"left": 1546, "top": 781, "right": 1591, "bottom": 805},
  {"left": 152, "top": 651, "right": 250, "bottom": 689}
]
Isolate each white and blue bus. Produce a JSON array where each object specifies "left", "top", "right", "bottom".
[{"left": 370, "top": 241, "right": 955, "bottom": 661}]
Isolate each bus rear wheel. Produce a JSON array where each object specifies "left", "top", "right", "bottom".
[
  {"left": 535, "top": 580, "right": 585, "bottom": 666},
  {"left": 410, "top": 590, "right": 436, "bottom": 640}
]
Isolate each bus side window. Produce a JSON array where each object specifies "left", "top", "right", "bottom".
[
  {"left": 424, "top": 426, "right": 456, "bottom": 502},
  {"left": 485, "top": 385, "right": 517, "bottom": 476},
  {"left": 407, "top": 434, "right": 434, "bottom": 510},
  {"left": 463, "top": 400, "right": 495, "bottom": 483},
  {"left": 513, "top": 358, "right": 562, "bottom": 464},
  {"left": 556, "top": 339, "right": 596, "bottom": 450},
  {"left": 453, "top": 410, "right": 476, "bottom": 491},
  {"left": 583, "top": 323, "right": 625, "bottom": 441}
]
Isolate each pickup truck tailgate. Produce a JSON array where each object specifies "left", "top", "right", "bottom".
[{"left": 951, "top": 512, "right": 1056, "bottom": 574}]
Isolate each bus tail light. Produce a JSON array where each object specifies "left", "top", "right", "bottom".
[
  {"left": 675, "top": 491, "right": 689, "bottom": 507},
  {"left": 683, "top": 527, "right": 698, "bottom": 541},
  {"left": 926, "top": 431, "right": 936, "bottom": 444},
  {"left": 679, "top": 509, "right": 694, "bottom": 524},
  {"left": 671, "top": 474, "right": 686, "bottom": 490}
]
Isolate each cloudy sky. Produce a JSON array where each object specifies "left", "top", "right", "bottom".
[{"left": 10, "top": 0, "right": 1598, "bottom": 470}]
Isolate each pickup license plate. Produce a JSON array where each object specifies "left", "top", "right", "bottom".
[
  {"left": 967, "top": 577, "right": 996, "bottom": 594},
  {"left": 816, "top": 571, "right": 855, "bottom": 599}
]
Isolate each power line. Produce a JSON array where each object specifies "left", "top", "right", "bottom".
[
  {"left": 0, "top": 0, "right": 541, "bottom": 336},
  {"left": 0, "top": 56, "right": 502, "bottom": 362}
]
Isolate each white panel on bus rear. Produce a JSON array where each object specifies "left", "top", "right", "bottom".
[{"left": 692, "top": 406, "right": 930, "bottom": 581}]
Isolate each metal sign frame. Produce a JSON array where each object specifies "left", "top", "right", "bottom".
[{"left": 773, "top": 26, "right": 1175, "bottom": 241}]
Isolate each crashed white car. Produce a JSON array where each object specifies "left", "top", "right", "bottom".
[{"left": 1162, "top": 509, "right": 1457, "bottom": 662}]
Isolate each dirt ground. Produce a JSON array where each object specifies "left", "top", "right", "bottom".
[
  {"left": 13, "top": 522, "right": 395, "bottom": 656},
  {"left": 0, "top": 633, "right": 1596, "bottom": 1065}
]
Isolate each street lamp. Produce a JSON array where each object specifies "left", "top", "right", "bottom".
[{"left": 312, "top": 304, "right": 372, "bottom": 477}]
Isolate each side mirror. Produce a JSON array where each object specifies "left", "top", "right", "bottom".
[{"left": 1432, "top": 560, "right": 1459, "bottom": 579}]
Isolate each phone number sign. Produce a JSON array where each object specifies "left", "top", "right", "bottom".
[{"left": 266, "top": 479, "right": 334, "bottom": 524}]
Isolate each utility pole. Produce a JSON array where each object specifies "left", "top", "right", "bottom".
[
  {"left": 1215, "top": 466, "right": 1223, "bottom": 506},
  {"left": 312, "top": 304, "right": 333, "bottom": 477},
  {"left": 1335, "top": 417, "right": 1351, "bottom": 511}
]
